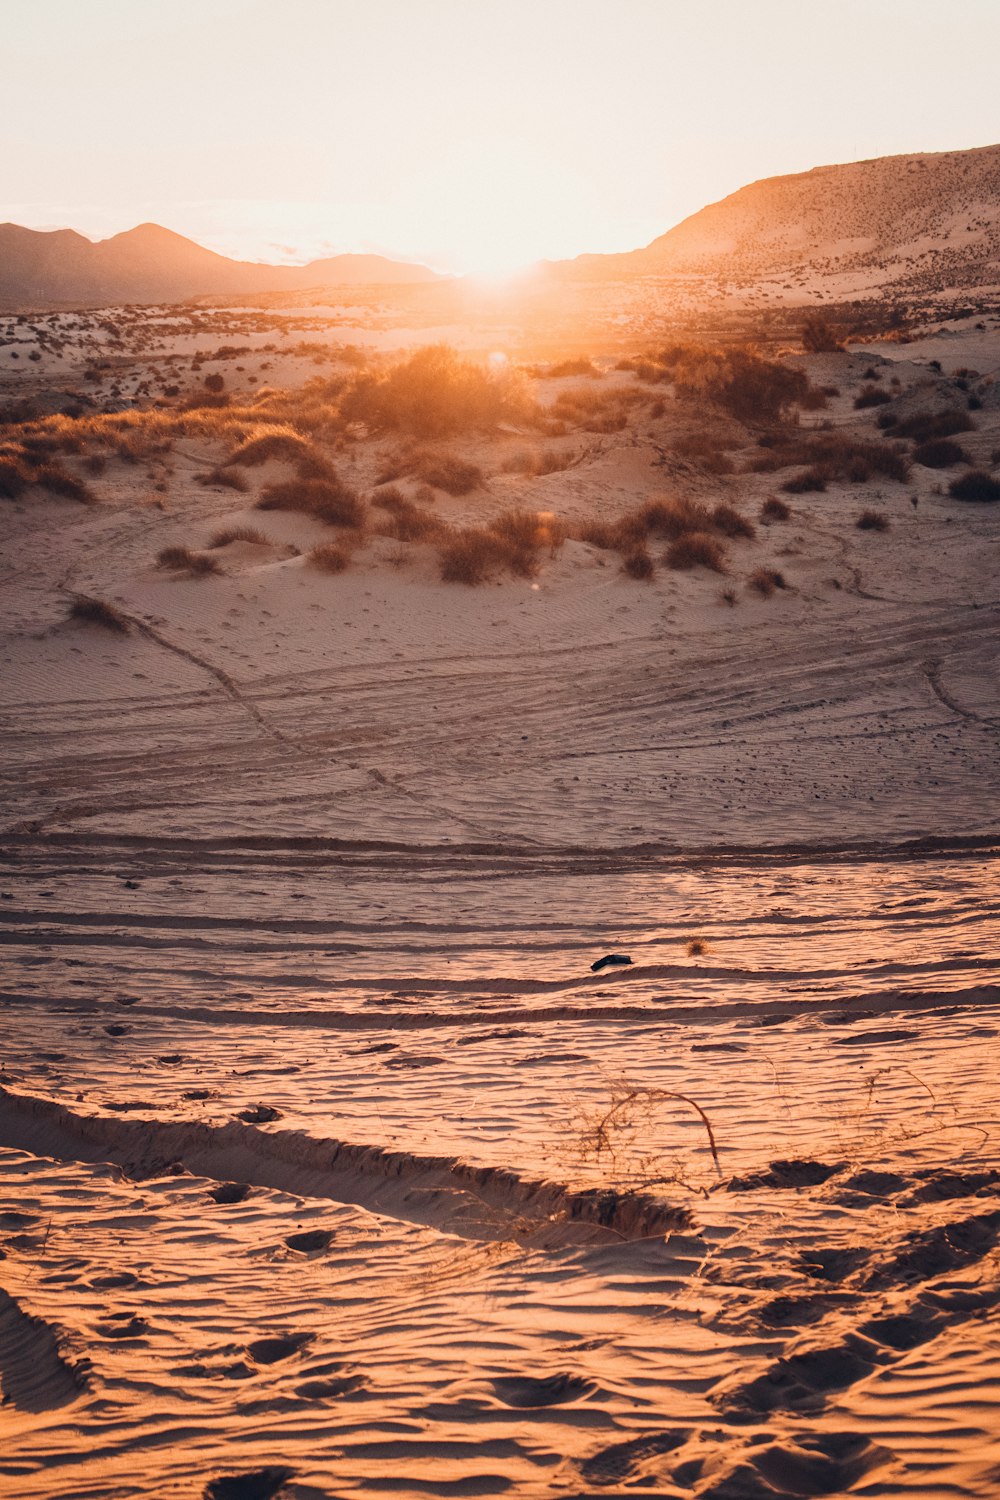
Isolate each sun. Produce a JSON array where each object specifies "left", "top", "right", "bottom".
[{"left": 387, "top": 136, "right": 607, "bottom": 278}]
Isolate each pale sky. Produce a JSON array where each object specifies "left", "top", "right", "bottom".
[{"left": 4, "top": 0, "right": 1000, "bottom": 276}]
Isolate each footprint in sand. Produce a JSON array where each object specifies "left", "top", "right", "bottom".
[
  {"left": 237, "top": 1104, "right": 282, "bottom": 1123},
  {"left": 203, "top": 1467, "right": 295, "bottom": 1500},
  {"left": 492, "top": 1371, "right": 596, "bottom": 1407},
  {"left": 210, "top": 1182, "right": 252, "bottom": 1205},
  {"left": 95, "top": 1313, "right": 149, "bottom": 1340},
  {"left": 284, "top": 1228, "right": 333, "bottom": 1255},
  {"left": 246, "top": 1332, "right": 313, "bottom": 1365}
]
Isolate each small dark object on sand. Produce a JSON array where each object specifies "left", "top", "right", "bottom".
[
  {"left": 238, "top": 1104, "right": 282, "bottom": 1124},
  {"left": 590, "top": 953, "right": 632, "bottom": 973},
  {"left": 123, "top": 879, "right": 140, "bottom": 889},
  {"left": 204, "top": 1468, "right": 295, "bottom": 1500}
]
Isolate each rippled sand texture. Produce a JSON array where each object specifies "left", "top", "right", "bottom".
[{"left": 2, "top": 331, "right": 1000, "bottom": 1499}]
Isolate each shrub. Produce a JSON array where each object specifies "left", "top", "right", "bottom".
[
  {"left": 308, "top": 541, "right": 352, "bottom": 572},
  {"left": 489, "top": 508, "right": 564, "bottom": 576},
  {"left": 32, "top": 463, "right": 95, "bottom": 502},
  {"left": 711, "top": 502, "right": 755, "bottom": 539},
  {"left": 782, "top": 466, "right": 829, "bottom": 493},
  {"left": 68, "top": 595, "right": 129, "bottom": 632},
  {"left": 197, "top": 466, "right": 249, "bottom": 491},
  {"left": 949, "top": 470, "right": 1000, "bottom": 503},
  {"left": 0, "top": 454, "right": 29, "bottom": 498},
  {"left": 622, "top": 547, "right": 655, "bottom": 580},
  {"left": 748, "top": 568, "right": 785, "bottom": 596},
  {"left": 854, "top": 386, "right": 893, "bottom": 409},
  {"left": 544, "top": 357, "right": 600, "bottom": 378},
  {"left": 372, "top": 489, "right": 443, "bottom": 542},
  {"left": 411, "top": 451, "right": 483, "bottom": 495},
  {"left": 878, "top": 407, "right": 973, "bottom": 441},
  {"left": 340, "top": 345, "right": 535, "bottom": 437},
  {"left": 664, "top": 532, "right": 726, "bottom": 572},
  {"left": 801, "top": 315, "right": 843, "bottom": 353},
  {"left": 257, "top": 477, "right": 364, "bottom": 528},
  {"left": 226, "top": 429, "right": 318, "bottom": 467},
  {"left": 156, "top": 545, "right": 223, "bottom": 576},
  {"left": 761, "top": 496, "right": 791, "bottom": 521},
  {"left": 912, "top": 438, "right": 969, "bottom": 468},
  {"left": 438, "top": 528, "right": 509, "bottom": 584},
  {"left": 856, "top": 509, "right": 889, "bottom": 530},
  {"left": 209, "top": 526, "right": 269, "bottom": 548},
  {"left": 204, "top": 373, "right": 225, "bottom": 393}
]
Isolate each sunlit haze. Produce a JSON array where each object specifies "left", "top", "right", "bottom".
[{"left": 4, "top": 0, "right": 1000, "bottom": 275}]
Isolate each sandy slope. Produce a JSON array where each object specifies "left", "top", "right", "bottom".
[{"left": 1, "top": 322, "right": 999, "bottom": 1499}]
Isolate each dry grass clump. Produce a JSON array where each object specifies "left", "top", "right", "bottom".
[
  {"left": 197, "top": 466, "right": 249, "bottom": 491},
  {"left": 768, "top": 433, "right": 911, "bottom": 491},
  {"left": 308, "top": 541, "right": 352, "bottom": 573},
  {"left": 209, "top": 526, "right": 269, "bottom": 548},
  {"left": 437, "top": 508, "right": 563, "bottom": 584},
  {"left": 912, "top": 438, "right": 969, "bottom": 468},
  {"left": 542, "top": 357, "right": 600, "bottom": 378},
  {"left": 948, "top": 470, "right": 1000, "bottom": 503},
  {"left": 68, "top": 595, "right": 129, "bottom": 632},
  {"left": 761, "top": 496, "right": 791, "bottom": 521},
  {"left": 664, "top": 532, "right": 726, "bottom": 572},
  {"left": 226, "top": 428, "right": 320, "bottom": 468},
  {"left": 257, "top": 477, "right": 365, "bottom": 528},
  {"left": 33, "top": 462, "right": 95, "bottom": 503},
  {"left": 622, "top": 546, "right": 655, "bottom": 580},
  {"left": 410, "top": 451, "right": 483, "bottom": 495},
  {"left": 877, "top": 407, "right": 973, "bottom": 442},
  {"left": 671, "top": 432, "right": 736, "bottom": 474},
  {"left": 0, "top": 452, "right": 30, "bottom": 498},
  {"left": 710, "top": 502, "right": 755, "bottom": 539},
  {"left": 856, "top": 509, "right": 890, "bottom": 531},
  {"left": 500, "top": 447, "right": 575, "bottom": 476},
  {"left": 801, "top": 315, "right": 843, "bottom": 353},
  {"left": 156, "top": 545, "right": 223, "bottom": 576},
  {"left": 372, "top": 489, "right": 444, "bottom": 543},
  {"left": 339, "top": 344, "right": 536, "bottom": 437},
  {"left": 748, "top": 568, "right": 786, "bottom": 597},
  {"left": 854, "top": 385, "right": 893, "bottom": 409}
]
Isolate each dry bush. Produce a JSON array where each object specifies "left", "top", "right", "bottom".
[
  {"left": 801, "top": 315, "right": 843, "bottom": 353},
  {"left": 0, "top": 453, "right": 30, "bottom": 499},
  {"left": 664, "top": 532, "right": 726, "bottom": 572},
  {"left": 32, "top": 463, "right": 95, "bottom": 503},
  {"left": 551, "top": 386, "right": 630, "bottom": 433},
  {"left": 437, "top": 508, "right": 564, "bottom": 584},
  {"left": 438, "top": 528, "right": 510, "bottom": 584},
  {"left": 912, "top": 438, "right": 969, "bottom": 468},
  {"left": 339, "top": 344, "right": 536, "bottom": 437},
  {"left": 711, "top": 502, "right": 755, "bottom": 539},
  {"left": 410, "top": 451, "right": 483, "bottom": 495},
  {"left": 156, "top": 545, "right": 223, "bottom": 576},
  {"left": 622, "top": 546, "right": 655, "bottom": 580},
  {"left": 949, "top": 470, "right": 1000, "bottom": 503},
  {"left": 372, "top": 489, "right": 443, "bottom": 542},
  {"left": 197, "top": 466, "right": 249, "bottom": 491},
  {"left": 209, "top": 526, "right": 269, "bottom": 548},
  {"left": 761, "top": 496, "right": 791, "bottom": 521},
  {"left": 257, "top": 477, "right": 365, "bottom": 528},
  {"left": 758, "top": 433, "right": 909, "bottom": 486},
  {"left": 500, "top": 447, "right": 574, "bottom": 476},
  {"left": 781, "top": 466, "right": 829, "bottom": 493},
  {"left": 308, "top": 541, "right": 352, "bottom": 573},
  {"left": 854, "top": 386, "right": 893, "bottom": 409},
  {"left": 856, "top": 509, "right": 890, "bottom": 531},
  {"left": 748, "top": 568, "right": 785, "bottom": 596},
  {"left": 68, "top": 595, "right": 129, "bottom": 632},
  {"left": 226, "top": 429, "right": 319, "bottom": 467},
  {"left": 878, "top": 407, "right": 973, "bottom": 442},
  {"left": 543, "top": 357, "right": 600, "bottom": 378},
  {"left": 671, "top": 432, "right": 735, "bottom": 474}
]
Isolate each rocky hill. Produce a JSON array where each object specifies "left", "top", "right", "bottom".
[
  {"left": 558, "top": 143, "right": 1000, "bottom": 297},
  {"left": 0, "top": 222, "right": 443, "bottom": 308}
]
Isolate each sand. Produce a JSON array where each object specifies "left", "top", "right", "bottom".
[{"left": 1, "top": 307, "right": 999, "bottom": 1499}]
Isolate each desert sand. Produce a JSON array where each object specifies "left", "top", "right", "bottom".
[{"left": 1, "top": 297, "right": 999, "bottom": 1500}]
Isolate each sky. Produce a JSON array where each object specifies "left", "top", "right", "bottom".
[{"left": 4, "top": 0, "right": 1000, "bottom": 277}]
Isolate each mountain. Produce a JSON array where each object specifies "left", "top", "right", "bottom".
[
  {"left": 555, "top": 143, "right": 1000, "bottom": 295},
  {"left": 0, "top": 222, "right": 444, "bottom": 307}
]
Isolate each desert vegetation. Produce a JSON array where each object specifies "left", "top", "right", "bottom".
[
  {"left": 949, "top": 470, "right": 1000, "bottom": 502},
  {"left": 67, "top": 595, "right": 129, "bottom": 631},
  {"left": 156, "top": 545, "right": 223, "bottom": 576}
]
